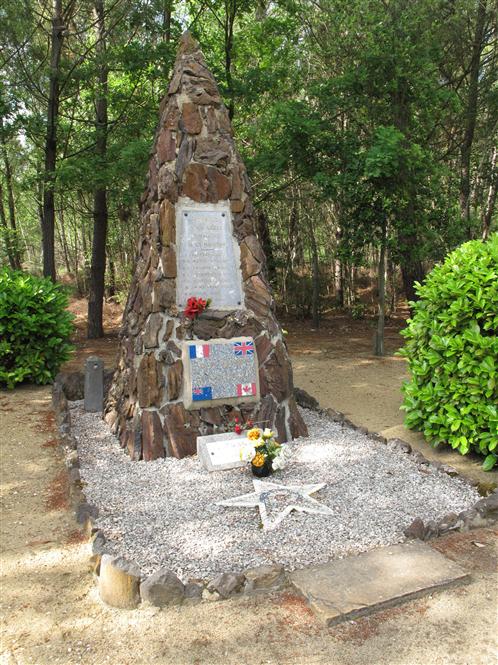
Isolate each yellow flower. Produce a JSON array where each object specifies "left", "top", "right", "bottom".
[
  {"left": 262, "top": 428, "right": 274, "bottom": 440},
  {"left": 247, "top": 428, "right": 262, "bottom": 441},
  {"left": 254, "top": 438, "right": 265, "bottom": 448},
  {"left": 252, "top": 452, "right": 266, "bottom": 467}
]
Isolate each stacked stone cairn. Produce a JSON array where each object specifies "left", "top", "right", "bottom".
[{"left": 105, "top": 33, "right": 307, "bottom": 460}]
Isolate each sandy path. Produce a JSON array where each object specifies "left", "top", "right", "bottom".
[{"left": 1, "top": 385, "right": 497, "bottom": 665}]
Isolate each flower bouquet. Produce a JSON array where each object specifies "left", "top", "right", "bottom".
[
  {"left": 240, "top": 427, "right": 289, "bottom": 477},
  {"left": 227, "top": 416, "right": 253, "bottom": 436},
  {"left": 184, "top": 296, "right": 211, "bottom": 319}
]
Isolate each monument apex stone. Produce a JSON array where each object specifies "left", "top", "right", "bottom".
[
  {"left": 104, "top": 32, "right": 307, "bottom": 460},
  {"left": 181, "top": 102, "right": 203, "bottom": 134}
]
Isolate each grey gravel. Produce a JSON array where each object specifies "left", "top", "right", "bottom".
[{"left": 72, "top": 401, "right": 479, "bottom": 581}]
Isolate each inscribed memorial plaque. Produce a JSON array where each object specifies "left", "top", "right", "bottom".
[
  {"left": 176, "top": 204, "right": 243, "bottom": 308},
  {"left": 183, "top": 336, "right": 260, "bottom": 409},
  {"left": 197, "top": 432, "right": 247, "bottom": 472}
]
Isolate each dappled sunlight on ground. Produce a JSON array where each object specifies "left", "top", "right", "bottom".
[
  {"left": 1, "top": 386, "right": 497, "bottom": 663},
  {"left": 1, "top": 306, "right": 496, "bottom": 663},
  {"left": 283, "top": 316, "right": 496, "bottom": 488}
]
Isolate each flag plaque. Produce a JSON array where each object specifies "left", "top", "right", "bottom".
[{"left": 182, "top": 336, "right": 260, "bottom": 409}]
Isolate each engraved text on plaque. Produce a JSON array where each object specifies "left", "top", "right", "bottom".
[{"left": 176, "top": 204, "right": 243, "bottom": 308}]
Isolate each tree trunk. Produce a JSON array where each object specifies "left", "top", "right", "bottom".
[
  {"left": 256, "top": 209, "right": 276, "bottom": 283},
  {"left": 87, "top": 0, "right": 109, "bottom": 339},
  {"left": 400, "top": 258, "right": 425, "bottom": 305},
  {"left": 0, "top": 123, "right": 21, "bottom": 269},
  {"left": 255, "top": 0, "right": 268, "bottom": 20},
  {"left": 374, "top": 222, "right": 387, "bottom": 356},
  {"left": 282, "top": 199, "right": 299, "bottom": 309},
  {"left": 163, "top": 1, "right": 172, "bottom": 41},
  {"left": 308, "top": 217, "right": 320, "bottom": 328},
  {"left": 482, "top": 146, "right": 497, "bottom": 241},
  {"left": 42, "top": 0, "right": 65, "bottom": 280},
  {"left": 333, "top": 258, "right": 342, "bottom": 303},
  {"left": 224, "top": 1, "right": 236, "bottom": 120},
  {"left": 460, "top": 0, "right": 487, "bottom": 235},
  {"left": 107, "top": 255, "right": 116, "bottom": 297},
  {"left": 387, "top": 253, "right": 396, "bottom": 316},
  {"left": 391, "top": 72, "right": 425, "bottom": 305},
  {"left": 342, "top": 261, "right": 354, "bottom": 308},
  {"left": 0, "top": 183, "right": 17, "bottom": 269},
  {"left": 334, "top": 227, "right": 344, "bottom": 306},
  {"left": 56, "top": 197, "right": 72, "bottom": 275}
]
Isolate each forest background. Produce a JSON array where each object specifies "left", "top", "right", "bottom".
[{"left": 1, "top": 0, "right": 496, "bottom": 342}]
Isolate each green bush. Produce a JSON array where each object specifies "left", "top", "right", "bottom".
[
  {"left": 400, "top": 234, "right": 498, "bottom": 471},
  {"left": 0, "top": 268, "right": 74, "bottom": 388},
  {"left": 351, "top": 302, "right": 367, "bottom": 320}
]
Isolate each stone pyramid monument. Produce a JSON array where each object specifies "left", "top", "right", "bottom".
[{"left": 105, "top": 33, "right": 307, "bottom": 460}]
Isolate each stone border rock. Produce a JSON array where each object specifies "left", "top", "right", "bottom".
[
  {"left": 51, "top": 376, "right": 498, "bottom": 610},
  {"left": 52, "top": 372, "right": 288, "bottom": 608}
]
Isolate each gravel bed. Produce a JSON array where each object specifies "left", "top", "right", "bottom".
[{"left": 72, "top": 402, "right": 479, "bottom": 581}]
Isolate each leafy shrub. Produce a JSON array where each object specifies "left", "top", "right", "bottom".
[
  {"left": 0, "top": 268, "right": 74, "bottom": 388},
  {"left": 351, "top": 302, "right": 367, "bottom": 320},
  {"left": 400, "top": 234, "right": 498, "bottom": 470}
]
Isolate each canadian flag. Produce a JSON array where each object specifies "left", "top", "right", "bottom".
[{"left": 236, "top": 383, "right": 256, "bottom": 397}]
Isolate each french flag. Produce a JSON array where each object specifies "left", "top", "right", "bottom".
[{"left": 189, "top": 344, "right": 210, "bottom": 359}]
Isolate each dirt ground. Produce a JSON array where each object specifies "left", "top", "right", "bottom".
[
  {"left": 62, "top": 298, "right": 123, "bottom": 372},
  {"left": 284, "top": 315, "right": 497, "bottom": 489},
  {"left": 1, "top": 385, "right": 497, "bottom": 665},
  {"left": 1, "top": 301, "right": 496, "bottom": 664}
]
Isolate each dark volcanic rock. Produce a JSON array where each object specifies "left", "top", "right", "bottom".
[
  {"left": 140, "top": 568, "right": 185, "bottom": 607},
  {"left": 141, "top": 410, "right": 165, "bottom": 461},
  {"left": 104, "top": 32, "right": 307, "bottom": 460}
]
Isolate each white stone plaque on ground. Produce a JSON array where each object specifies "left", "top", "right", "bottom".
[
  {"left": 197, "top": 432, "right": 247, "bottom": 472},
  {"left": 176, "top": 199, "right": 243, "bottom": 308}
]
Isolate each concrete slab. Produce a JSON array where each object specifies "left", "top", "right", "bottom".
[{"left": 290, "top": 541, "right": 470, "bottom": 626}]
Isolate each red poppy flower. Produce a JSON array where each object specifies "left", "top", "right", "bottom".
[{"left": 184, "top": 296, "right": 209, "bottom": 319}]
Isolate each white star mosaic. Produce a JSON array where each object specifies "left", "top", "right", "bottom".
[{"left": 217, "top": 480, "right": 334, "bottom": 530}]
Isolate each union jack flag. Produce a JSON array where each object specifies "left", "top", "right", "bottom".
[{"left": 233, "top": 340, "right": 254, "bottom": 357}]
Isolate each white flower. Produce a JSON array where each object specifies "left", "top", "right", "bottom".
[
  {"left": 271, "top": 445, "right": 289, "bottom": 470},
  {"left": 272, "top": 453, "right": 286, "bottom": 470},
  {"left": 240, "top": 444, "right": 256, "bottom": 462}
]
